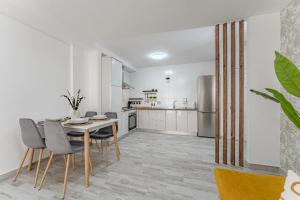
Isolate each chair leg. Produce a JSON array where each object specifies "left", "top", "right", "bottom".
[
  {"left": 89, "top": 151, "right": 93, "bottom": 176},
  {"left": 101, "top": 140, "right": 104, "bottom": 153},
  {"left": 95, "top": 139, "right": 101, "bottom": 152},
  {"left": 13, "top": 148, "right": 30, "bottom": 182},
  {"left": 63, "top": 155, "right": 67, "bottom": 165},
  {"left": 72, "top": 154, "right": 75, "bottom": 169},
  {"left": 38, "top": 152, "right": 54, "bottom": 191},
  {"left": 61, "top": 154, "right": 71, "bottom": 199},
  {"left": 34, "top": 149, "right": 44, "bottom": 188},
  {"left": 27, "top": 148, "right": 35, "bottom": 171},
  {"left": 103, "top": 141, "right": 109, "bottom": 166}
]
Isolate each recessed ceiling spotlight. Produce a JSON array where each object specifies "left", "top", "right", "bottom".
[{"left": 148, "top": 52, "right": 168, "bottom": 60}]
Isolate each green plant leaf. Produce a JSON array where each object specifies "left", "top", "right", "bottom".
[
  {"left": 250, "top": 89, "right": 279, "bottom": 103},
  {"left": 274, "top": 51, "right": 300, "bottom": 97},
  {"left": 266, "top": 88, "right": 300, "bottom": 128}
]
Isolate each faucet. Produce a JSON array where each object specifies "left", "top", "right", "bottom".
[{"left": 172, "top": 100, "right": 177, "bottom": 109}]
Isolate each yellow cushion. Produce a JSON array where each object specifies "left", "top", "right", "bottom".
[{"left": 214, "top": 168, "right": 285, "bottom": 200}]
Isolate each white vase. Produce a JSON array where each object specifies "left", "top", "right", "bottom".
[{"left": 71, "top": 110, "right": 81, "bottom": 119}]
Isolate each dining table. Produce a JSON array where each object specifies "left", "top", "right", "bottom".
[{"left": 32, "top": 118, "right": 120, "bottom": 188}]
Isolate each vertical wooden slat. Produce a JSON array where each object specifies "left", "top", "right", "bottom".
[
  {"left": 222, "top": 23, "right": 228, "bottom": 165},
  {"left": 230, "top": 22, "right": 236, "bottom": 166},
  {"left": 239, "top": 20, "right": 245, "bottom": 167},
  {"left": 215, "top": 24, "right": 220, "bottom": 164}
]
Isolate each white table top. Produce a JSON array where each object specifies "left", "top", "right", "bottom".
[{"left": 63, "top": 119, "right": 119, "bottom": 132}]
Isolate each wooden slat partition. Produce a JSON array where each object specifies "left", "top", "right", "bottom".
[
  {"left": 239, "top": 20, "right": 245, "bottom": 167},
  {"left": 222, "top": 23, "right": 228, "bottom": 165},
  {"left": 215, "top": 24, "right": 220, "bottom": 164},
  {"left": 214, "top": 20, "right": 244, "bottom": 166},
  {"left": 230, "top": 22, "right": 236, "bottom": 166}
]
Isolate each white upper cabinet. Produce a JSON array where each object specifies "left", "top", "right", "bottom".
[
  {"left": 111, "top": 86, "right": 122, "bottom": 113},
  {"left": 166, "top": 110, "right": 177, "bottom": 131},
  {"left": 176, "top": 110, "right": 188, "bottom": 132},
  {"left": 111, "top": 58, "right": 122, "bottom": 87},
  {"left": 187, "top": 111, "right": 198, "bottom": 134},
  {"left": 101, "top": 56, "right": 123, "bottom": 114}
]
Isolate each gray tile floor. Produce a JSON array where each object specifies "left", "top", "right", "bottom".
[{"left": 0, "top": 132, "right": 281, "bottom": 200}]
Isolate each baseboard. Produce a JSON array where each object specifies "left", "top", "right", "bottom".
[
  {"left": 245, "top": 161, "right": 285, "bottom": 175},
  {"left": 136, "top": 128, "right": 197, "bottom": 136}
]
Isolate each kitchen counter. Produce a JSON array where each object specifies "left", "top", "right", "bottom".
[{"left": 133, "top": 107, "right": 197, "bottom": 111}]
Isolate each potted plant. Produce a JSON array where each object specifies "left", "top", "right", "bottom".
[
  {"left": 251, "top": 51, "right": 300, "bottom": 128},
  {"left": 61, "top": 89, "right": 85, "bottom": 119}
]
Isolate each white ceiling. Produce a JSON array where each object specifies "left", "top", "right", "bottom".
[
  {"left": 0, "top": 0, "right": 289, "bottom": 67},
  {"left": 99, "top": 27, "right": 214, "bottom": 67}
]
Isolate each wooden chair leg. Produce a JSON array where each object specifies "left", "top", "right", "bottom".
[
  {"left": 34, "top": 149, "right": 44, "bottom": 188},
  {"left": 13, "top": 148, "right": 30, "bottom": 182},
  {"left": 38, "top": 152, "right": 54, "bottom": 191},
  {"left": 101, "top": 140, "right": 104, "bottom": 153},
  {"left": 63, "top": 155, "right": 67, "bottom": 165},
  {"left": 27, "top": 148, "right": 35, "bottom": 171},
  {"left": 103, "top": 141, "right": 109, "bottom": 166},
  {"left": 95, "top": 139, "right": 101, "bottom": 152},
  {"left": 72, "top": 154, "right": 75, "bottom": 169},
  {"left": 89, "top": 151, "right": 93, "bottom": 176},
  {"left": 61, "top": 154, "right": 71, "bottom": 199}
]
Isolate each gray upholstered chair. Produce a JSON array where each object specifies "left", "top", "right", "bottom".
[
  {"left": 13, "top": 118, "right": 46, "bottom": 188},
  {"left": 67, "top": 111, "right": 97, "bottom": 138},
  {"left": 38, "top": 119, "right": 92, "bottom": 199},
  {"left": 90, "top": 112, "right": 119, "bottom": 163}
]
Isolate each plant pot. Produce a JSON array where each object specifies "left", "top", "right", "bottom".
[{"left": 71, "top": 110, "right": 81, "bottom": 119}]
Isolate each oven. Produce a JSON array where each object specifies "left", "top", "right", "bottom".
[{"left": 128, "top": 112, "right": 137, "bottom": 131}]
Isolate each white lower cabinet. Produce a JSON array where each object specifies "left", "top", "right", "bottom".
[
  {"left": 137, "top": 109, "right": 197, "bottom": 134},
  {"left": 120, "top": 112, "right": 128, "bottom": 138},
  {"left": 166, "top": 110, "right": 177, "bottom": 131},
  {"left": 138, "top": 110, "right": 165, "bottom": 130},
  {"left": 153, "top": 110, "right": 166, "bottom": 130},
  {"left": 176, "top": 111, "right": 188, "bottom": 132},
  {"left": 187, "top": 111, "right": 198, "bottom": 134},
  {"left": 138, "top": 110, "right": 148, "bottom": 129}
]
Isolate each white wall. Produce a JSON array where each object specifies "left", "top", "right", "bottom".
[
  {"left": 0, "top": 14, "right": 71, "bottom": 175},
  {"left": 247, "top": 12, "right": 281, "bottom": 167},
  {"left": 72, "top": 47, "right": 100, "bottom": 114},
  {"left": 129, "top": 62, "right": 214, "bottom": 107}
]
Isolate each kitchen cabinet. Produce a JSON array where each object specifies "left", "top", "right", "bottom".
[
  {"left": 166, "top": 110, "right": 177, "bottom": 131},
  {"left": 138, "top": 110, "right": 165, "bottom": 130},
  {"left": 119, "top": 112, "right": 128, "bottom": 138},
  {"left": 138, "top": 110, "right": 149, "bottom": 129},
  {"left": 187, "top": 111, "right": 198, "bottom": 134},
  {"left": 176, "top": 111, "right": 188, "bottom": 132},
  {"left": 101, "top": 56, "right": 123, "bottom": 114},
  {"left": 137, "top": 109, "right": 197, "bottom": 134},
  {"left": 150, "top": 110, "right": 165, "bottom": 130},
  {"left": 111, "top": 59, "right": 122, "bottom": 87},
  {"left": 111, "top": 86, "right": 122, "bottom": 113}
]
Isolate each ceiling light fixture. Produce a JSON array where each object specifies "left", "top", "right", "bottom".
[{"left": 148, "top": 52, "right": 168, "bottom": 60}]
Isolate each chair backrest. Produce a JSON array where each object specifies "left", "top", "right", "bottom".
[
  {"left": 19, "top": 118, "right": 45, "bottom": 149},
  {"left": 85, "top": 111, "right": 97, "bottom": 117},
  {"left": 105, "top": 112, "right": 118, "bottom": 119},
  {"left": 100, "top": 112, "right": 118, "bottom": 133},
  {"left": 44, "top": 120, "right": 72, "bottom": 155}
]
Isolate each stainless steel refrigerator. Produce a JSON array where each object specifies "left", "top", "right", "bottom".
[{"left": 197, "top": 75, "right": 216, "bottom": 138}]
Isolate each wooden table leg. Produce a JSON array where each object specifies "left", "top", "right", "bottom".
[
  {"left": 112, "top": 122, "right": 120, "bottom": 161},
  {"left": 84, "top": 129, "right": 90, "bottom": 188},
  {"left": 27, "top": 148, "right": 34, "bottom": 171}
]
